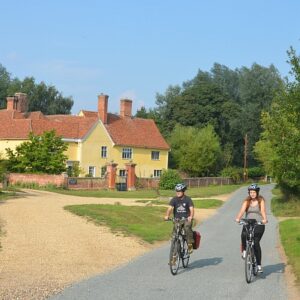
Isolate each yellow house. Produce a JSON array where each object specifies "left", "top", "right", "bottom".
[{"left": 0, "top": 93, "right": 170, "bottom": 178}]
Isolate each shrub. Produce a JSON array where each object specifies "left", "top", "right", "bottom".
[
  {"left": 220, "top": 167, "right": 243, "bottom": 183},
  {"left": 248, "top": 166, "right": 265, "bottom": 178},
  {"left": 159, "top": 169, "right": 182, "bottom": 190}
]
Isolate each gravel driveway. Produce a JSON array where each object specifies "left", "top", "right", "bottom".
[{"left": 0, "top": 189, "right": 218, "bottom": 300}]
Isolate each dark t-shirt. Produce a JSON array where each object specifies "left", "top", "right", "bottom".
[{"left": 169, "top": 195, "right": 194, "bottom": 219}]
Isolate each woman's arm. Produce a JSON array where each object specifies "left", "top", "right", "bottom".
[
  {"left": 260, "top": 199, "right": 268, "bottom": 224},
  {"left": 235, "top": 201, "right": 248, "bottom": 222}
]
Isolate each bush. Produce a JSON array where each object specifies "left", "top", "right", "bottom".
[
  {"left": 248, "top": 166, "right": 265, "bottom": 178},
  {"left": 159, "top": 169, "right": 182, "bottom": 190},
  {"left": 220, "top": 167, "right": 243, "bottom": 183}
]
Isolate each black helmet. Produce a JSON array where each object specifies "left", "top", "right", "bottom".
[
  {"left": 175, "top": 183, "right": 187, "bottom": 192},
  {"left": 248, "top": 183, "right": 260, "bottom": 194}
]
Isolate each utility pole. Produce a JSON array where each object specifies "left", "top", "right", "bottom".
[{"left": 243, "top": 134, "right": 248, "bottom": 182}]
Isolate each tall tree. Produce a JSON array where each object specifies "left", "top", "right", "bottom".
[
  {"left": 254, "top": 48, "right": 300, "bottom": 199},
  {"left": 8, "top": 77, "right": 73, "bottom": 114},
  {"left": 169, "top": 124, "right": 221, "bottom": 176},
  {"left": 0, "top": 64, "right": 11, "bottom": 109}
]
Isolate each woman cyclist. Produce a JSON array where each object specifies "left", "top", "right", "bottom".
[{"left": 235, "top": 184, "right": 268, "bottom": 273}]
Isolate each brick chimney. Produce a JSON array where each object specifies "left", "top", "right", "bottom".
[
  {"left": 120, "top": 99, "right": 132, "bottom": 118},
  {"left": 98, "top": 94, "right": 109, "bottom": 124},
  {"left": 6, "top": 96, "right": 17, "bottom": 111},
  {"left": 15, "top": 93, "right": 28, "bottom": 113},
  {"left": 6, "top": 93, "right": 28, "bottom": 112}
]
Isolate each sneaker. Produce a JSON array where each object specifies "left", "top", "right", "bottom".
[
  {"left": 241, "top": 250, "right": 246, "bottom": 260},
  {"left": 257, "top": 265, "right": 263, "bottom": 273},
  {"left": 169, "top": 255, "right": 177, "bottom": 266},
  {"left": 188, "top": 244, "right": 193, "bottom": 254}
]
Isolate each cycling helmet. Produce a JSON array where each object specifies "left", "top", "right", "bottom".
[
  {"left": 175, "top": 183, "right": 187, "bottom": 192},
  {"left": 248, "top": 183, "right": 260, "bottom": 194}
]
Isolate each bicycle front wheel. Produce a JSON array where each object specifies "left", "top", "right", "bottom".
[
  {"left": 245, "top": 246, "right": 253, "bottom": 283},
  {"left": 169, "top": 239, "right": 180, "bottom": 275},
  {"left": 181, "top": 240, "right": 190, "bottom": 268}
]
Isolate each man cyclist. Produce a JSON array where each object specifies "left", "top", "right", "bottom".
[{"left": 164, "top": 183, "right": 194, "bottom": 253}]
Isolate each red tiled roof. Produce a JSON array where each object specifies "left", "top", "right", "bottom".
[
  {"left": 0, "top": 108, "right": 170, "bottom": 150},
  {"left": 0, "top": 109, "right": 97, "bottom": 140},
  {"left": 105, "top": 115, "right": 169, "bottom": 150}
]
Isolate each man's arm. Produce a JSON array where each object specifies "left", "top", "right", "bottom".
[{"left": 164, "top": 206, "right": 173, "bottom": 220}]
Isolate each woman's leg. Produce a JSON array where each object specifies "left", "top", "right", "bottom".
[
  {"left": 253, "top": 225, "right": 265, "bottom": 265},
  {"left": 241, "top": 226, "right": 247, "bottom": 251}
]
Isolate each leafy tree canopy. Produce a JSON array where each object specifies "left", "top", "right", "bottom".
[
  {"left": 6, "top": 130, "right": 68, "bottom": 174},
  {"left": 254, "top": 47, "right": 300, "bottom": 199},
  {"left": 0, "top": 63, "right": 73, "bottom": 114},
  {"left": 169, "top": 124, "right": 221, "bottom": 177}
]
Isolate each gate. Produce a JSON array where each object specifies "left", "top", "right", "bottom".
[{"left": 115, "top": 175, "right": 127, "bottom": 191}]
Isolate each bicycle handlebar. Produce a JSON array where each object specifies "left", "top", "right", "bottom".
[{"left": 238, "top": 219, "right": 264, "bottom": 226}]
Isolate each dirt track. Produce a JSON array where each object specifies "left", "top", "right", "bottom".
[{"left": 0, "top": 190, "right": 222, "bottom": 300}]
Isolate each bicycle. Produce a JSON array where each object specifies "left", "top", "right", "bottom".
[
  {"left": 167, "top": 218, "right": 190, "bottom": 275},
  {"left": 239, "top": 218, "right": 262, "bottom": 283}
]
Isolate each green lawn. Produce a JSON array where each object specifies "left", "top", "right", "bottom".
[
  {"left": 271, "top": 188, "right": 300, "bottom": 285},
  {"left": 46, "top": 184, "right": 241, "bottom": 199},
  {"left": 279, "top": 219, "right": 300, "bottom": 284},
  {"left": 136, "top": 198, "right": 223, "bottom": 209},
  {"left": 64, "top": 204, "right": 173, "bottom": 243}
]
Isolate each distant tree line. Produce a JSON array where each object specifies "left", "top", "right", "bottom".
[
  {"left": 136, "top": 53, "right": 299, "bottom": 200},
  {"left": 136, "top": 62, "right": 284, "bottom": 176},
  {"left": 0, "top": 64, "right": 73, "bottom": 114}
]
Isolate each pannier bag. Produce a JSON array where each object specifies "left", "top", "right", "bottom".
[{"left": 193, "top": 231, "right": 201, "bottom": 249}]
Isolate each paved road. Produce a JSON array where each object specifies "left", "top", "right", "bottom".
[{"left": 50, "top": 185, "right": 288, "bottom": 300}]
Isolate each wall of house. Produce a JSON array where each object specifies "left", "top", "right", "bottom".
[
  {"left": 110, "top": 146, "right": 169, "bottom": 178},
  {"left": 79, "top": 122, "right": 114, "bottom": 177},
  {"left": 65, "top": 142, "right": 79, "bottom": 161},
  {"left": 0, "top": 140, "right": 26, "bottom": 157}
]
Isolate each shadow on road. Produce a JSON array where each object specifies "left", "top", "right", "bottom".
[
  {"left": 187, "top": 257, "right": 223, "bottom": 270},
  {"left": 259, "top": 263, "right": 286, "bottom": 279}
]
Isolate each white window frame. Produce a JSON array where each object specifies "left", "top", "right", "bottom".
[
  {"left": 151, "top": 151, "right": 160, "bottom": 160},
  {"left": 88, "top": 166, "right": 96, "bottom": 177},
  {"left": 154, "top": 170, "right": 162, "bottom": 178},
  {"left": 122, "top": 148, "right": 132, "bottom": 159},
  {"left": 101, "top": 146, "right": 107, "bottom": 158}
]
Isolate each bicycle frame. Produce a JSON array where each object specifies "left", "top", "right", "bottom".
[
  {"left": 168, "top": 218, "right": 190, "bottom": 275},
  {"left": 239, "top": 218, "right": 261, "bottom": 283}
]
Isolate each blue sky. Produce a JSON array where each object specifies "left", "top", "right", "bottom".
[{"left": 0, "top": 0, "right": 299, "bottom": 114}]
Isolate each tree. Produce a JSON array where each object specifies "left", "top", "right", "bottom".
[
  {"left": 8, "top": 77, "right": 74, "bottom": 114},
  {"left": 6, "top": 130, "right": 68, "bottom": 174},
  {"left": 169, "top": 124, "right": 221, "bottom": 176},
  {"left": 0, "top": 64, "right": 11, "bottom": 109},
  {"left": 254, "top": 47, "right": 300, "bottom": 199}
]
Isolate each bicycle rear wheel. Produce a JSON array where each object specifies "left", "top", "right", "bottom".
[
  {"left": 245, "top": 246, "right": 253, "bottom": 283},
  {"left": 181, "top": 240, "right": 190, "bottom": 268},
  {"left": 169, "top": 239, "right": 180, "bottom": 275}
]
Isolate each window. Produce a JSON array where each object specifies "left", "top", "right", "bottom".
[
  {"left": 119, "top": 169, "right": 126, "bottom": 177},
  {"left": 88, "top": 166, "right": 96, "bottom": 177},
  {"left": 151, "top": 151, "right": 160, "bottom": 160},
  {"left": 122, "top": 148, "right": 132, "bottom": 159},
  {"left": 154, "top": 170, "right": 162, "bottom": 178},
  {"left": 101, "top": 146, "right": 107, "bottom": 158},
  {"left": 101, "top": 166, "right": 107, "bottom": 177}
]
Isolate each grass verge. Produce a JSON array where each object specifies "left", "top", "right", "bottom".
[
  {"left": 44, "top": 184, "right": 241, "bottom": 199},
  {"left": 279, "top": 219, "right": 300, "bottom": 284},
  {"left": 136, "top": 199, "right": 223, "bottom": 209},
  {"left": 64, "top": 204, "right": 173, "bottom": 244},
  {"left": 271, "top": 187, "right": 300, "bottom": 285}
]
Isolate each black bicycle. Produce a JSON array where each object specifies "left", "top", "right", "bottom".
[
  {"left": 167, "top": 218, "right": 190, "bottom": 275},
  {"left": 239, "top": 218, "right": 262, "bottom": 283}
]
